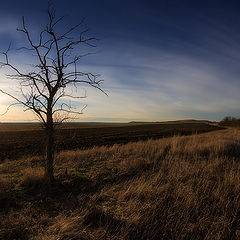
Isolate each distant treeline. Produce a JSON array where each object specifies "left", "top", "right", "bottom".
[{"left": 219, "top": 116, "right": 240, "bottom": 127}]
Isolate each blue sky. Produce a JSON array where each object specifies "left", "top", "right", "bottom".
[{"left": 0, "top": 0, "right": 240, "bottom": 122}]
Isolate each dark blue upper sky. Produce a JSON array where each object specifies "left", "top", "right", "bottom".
[{"left": 0, "top": 0, "right": 240, "bottom": 121}]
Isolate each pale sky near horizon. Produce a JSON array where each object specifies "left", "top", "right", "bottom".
[{"left": 1, "top": 0, "right": 240, "bottom": 122}]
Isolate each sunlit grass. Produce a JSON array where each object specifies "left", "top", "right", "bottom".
[{"left": 1, "top": 128, "right": 240, "bottom": 239}]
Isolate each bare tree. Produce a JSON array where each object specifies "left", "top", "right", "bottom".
[{"left": 0, "top": 4, "right": 105, "bottom": 182}]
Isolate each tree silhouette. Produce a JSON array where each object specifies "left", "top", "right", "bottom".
[{"left": 0, "top": 4, "right": 105, "bottom": 182}]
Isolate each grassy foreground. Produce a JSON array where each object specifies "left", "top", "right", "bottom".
[{"left": 1, "top": 128, "right": 240, "bottom": 239}]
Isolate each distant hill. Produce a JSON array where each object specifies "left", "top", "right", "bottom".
[{"left": 129, "top": 119, "right": 213, "bottom": 124}]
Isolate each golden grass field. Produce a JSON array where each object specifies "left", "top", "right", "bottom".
[{"left": 0, "top": 127, "right": 240, "bottom": 239}]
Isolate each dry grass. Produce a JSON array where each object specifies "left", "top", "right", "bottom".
[
  {"left": 21, "top": 167, "right": 46, "bottom": 189},
  {"left": 1, "top": 128, "right": 240, "bottom": 239}
]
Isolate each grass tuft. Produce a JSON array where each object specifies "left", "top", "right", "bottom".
[{"left": 21, "top": 167, "right": 46, "bottom": 190}]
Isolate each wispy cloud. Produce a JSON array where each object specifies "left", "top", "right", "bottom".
[{"left": 1, "top": 1, "right": 240, "bottom": 122}]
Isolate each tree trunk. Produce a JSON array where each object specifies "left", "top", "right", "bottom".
[
  {"left": 45, "top": 126, "right": 54, "bottom": 182},
  {"left": 45, "top": 102, "right": 55, "bottom": 182}
]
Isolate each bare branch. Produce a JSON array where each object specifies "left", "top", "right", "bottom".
[
  {"left": 0, "top": 3, "right": 105, "bottom": 125},
  {"left": 0, "top": 89, "right": 46, "bottom": 125},
  {"left": 0, "top": 102, "right": 21, "bottom": 116}
]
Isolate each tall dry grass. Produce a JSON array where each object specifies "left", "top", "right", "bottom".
[{"left": 1, "top": 128, "right": 240, "bottom": 239}]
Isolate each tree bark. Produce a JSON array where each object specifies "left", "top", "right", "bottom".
[
  {"left": 45, "top": 103, "right": 55, "bottom": 182},
  {"left": 45, "top": 126, "right": 54, "bottom": 182}
]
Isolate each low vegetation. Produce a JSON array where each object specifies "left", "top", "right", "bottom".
[
  {"left": 1, "top": 127, "right": 240, "bottom": 239},
  {"left": 219, "top": 116, "right": 240, "bottom": 127}
]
